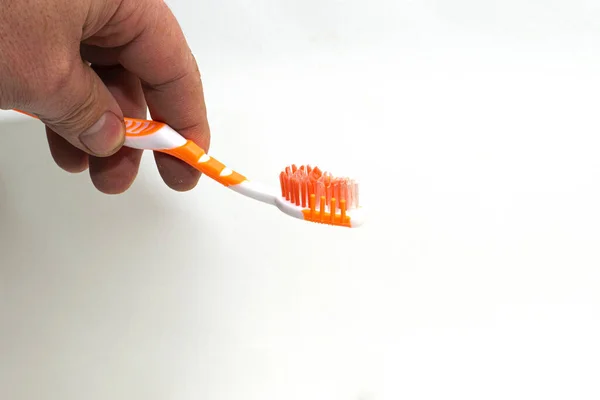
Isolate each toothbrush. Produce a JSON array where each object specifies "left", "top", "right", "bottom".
[{"left": 14, "top": 110, "right": 364, "bottom": 228}]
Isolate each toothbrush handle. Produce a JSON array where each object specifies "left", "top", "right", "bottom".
[
  {"left": 159, "top": 139, "right": 247, "bottom": 187},
  {"left": 121, "top": 117, "right": 247, "bottom": 186},
  {"left": 14, "top": 110, "right": 248, "bottom": 187}
]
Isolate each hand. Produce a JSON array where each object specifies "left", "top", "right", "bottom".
[{"left": 0, "top": 0, "right": 210, "bottom": 194}]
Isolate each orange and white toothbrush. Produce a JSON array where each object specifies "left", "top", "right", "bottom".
[{"left": 15, "top": 111, "right": 364, "bottom": 228}]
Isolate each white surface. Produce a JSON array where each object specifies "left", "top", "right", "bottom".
[{"left": 3, "top": 1, "right": 600, "bottom": 399}]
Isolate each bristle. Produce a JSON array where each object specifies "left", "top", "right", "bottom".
[
  {"left": 278, "top": 164, "right": 359, "bottom": 214},
  {"left": 279, "top": 172, "right": 286, "bottom": 198},
  {"left": 301, "top": 180, "right": 308, "bottom": 208},
  {"left": 330, "top": 198, "right": 336, "bottom": 223}
]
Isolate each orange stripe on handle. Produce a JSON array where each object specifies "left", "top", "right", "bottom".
[
  {"left": 14, "top": 109, "right": 37, "bottom": 118},
  {"left": 161, "top": 141, "right": 246, "bottom": 186},
  {"left": 124, "top": 118, "right": 165, "bottom": 136}
]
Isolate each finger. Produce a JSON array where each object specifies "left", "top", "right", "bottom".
[
  {"left": 32, "top": 54, "right": 126, "bottom": 157},
  {"left": 43, "top": 45, "right": 126, "bottom": 177},
  {"left": 115, "top": 0, "right": 210, "bottom": 191},
  {"left": 88, "top": 65, "right": 146, "bottom": 194},
  {"left": 42, "top": 37, "right": 124, "bottom": 174},
  {"left": 45, "top": 128, "right": 89, "bottom": 173}
]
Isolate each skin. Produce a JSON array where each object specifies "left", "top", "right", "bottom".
[{"left": 0, "top": 0, "right": 210, "bottom": 194}]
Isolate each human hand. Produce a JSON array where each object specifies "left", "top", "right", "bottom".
[{"left": 0, "top": 0, "right": 209, "bottom": 193}]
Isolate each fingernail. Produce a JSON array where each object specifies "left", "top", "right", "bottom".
[{"left": 79, "top": 111, "right": 125, "bottom": 156}]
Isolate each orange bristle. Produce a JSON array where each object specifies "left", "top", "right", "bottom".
[
  {"left": 309, "top": 194, "right": 316, "bottom": 219},
  {"left": 301, "top": 180, "right": 308, "bottom": 208},
  {"left": 279, "top": 172, "right": 286, "bottom": 198},
  {"left": 279, "top": 164, "right": 359, "bottom": 222}
]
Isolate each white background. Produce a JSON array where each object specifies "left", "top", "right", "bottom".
[{"left": 2, "top": 0, "right": 600, "bottom": 399}]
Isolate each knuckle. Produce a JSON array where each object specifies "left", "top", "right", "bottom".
[
  {"left": 54, "top": 92, "right": 99, "bottom": 133},
  {"left": 44, "top": 73, "right": 101, "bottom": 135}
]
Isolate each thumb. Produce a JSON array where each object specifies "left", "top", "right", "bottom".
[{"left": 35, "top": 59, "right": 126, "bottom": 157}]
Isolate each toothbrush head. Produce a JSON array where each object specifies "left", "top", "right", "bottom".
[{"left": 276, "top": 164, "right": 364, "bottom": 228}]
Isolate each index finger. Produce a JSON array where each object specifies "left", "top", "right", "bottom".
[{"left": 118, "top": 0, "right": 210, "bottom": 190}]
